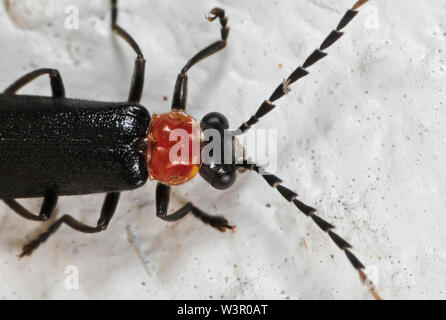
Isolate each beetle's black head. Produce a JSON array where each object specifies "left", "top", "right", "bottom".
[{"left": 199, "top": 112, "right": 238, "bottom": 190}]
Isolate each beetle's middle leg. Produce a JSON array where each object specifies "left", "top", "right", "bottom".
[
  {"left": 111, "top": 0, "right": 145, "bottom": 103},
  {"left": 19, "top": 192, "right": 120, "bottom": 257},
  {"left": 171, "top": 8, "right": 229, "bottom": 111},
  {"left": 155, "top": 183, "right": 234, "bottom": 232},
  {"left": 3, "top": 68, "right": 65, "bottom": 98}
]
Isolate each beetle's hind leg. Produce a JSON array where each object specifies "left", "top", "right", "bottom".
[
  {"left": 3, "top": 191, "right": 58, "bottom": 222},
  {"left": 156, "top": 183, "right": 234, "bottom": 232},
  {"left": 3, "top": 68, "right": 65, "bottom": 98},
  {"left": 111, "top": 0, "right": 145, "bottom": 103},
  {"left": 19, "top": 192, "right": 120, "bottom": 258}
]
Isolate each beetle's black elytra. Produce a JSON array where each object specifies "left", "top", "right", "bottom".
[{"left": 0, "top": 96, "right": 150, "bottom": 198}]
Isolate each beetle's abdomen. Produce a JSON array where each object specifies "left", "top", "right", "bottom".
[{"left": 0, "top": 95, "right": 151, "bottom": 198}]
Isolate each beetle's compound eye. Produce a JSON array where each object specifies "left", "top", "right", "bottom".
[
  {"left": 199, "top": 163, "right": 237, "bottom": 190},
  {"left": 200, "top": 112, "right": 229, "bottom": 131},
  {"left": 210, "top": 167, "right": 236, "bottom": 190},
  {"left": 146, "top": 110, "right": 202, "bottom": 185}
]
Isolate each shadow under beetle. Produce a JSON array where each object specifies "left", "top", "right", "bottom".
[{"left": 0, "top": 0, "right": 380, "bottom": 298}]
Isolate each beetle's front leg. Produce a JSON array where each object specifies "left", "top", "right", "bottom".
[
  {"left": 171, "top": 8, "right": 229, "bottom": 111},
  {"left": 156, "top": 183, "right": 234, "bottom": 232},
  {"left": 19, "top": 192, "right": 120, "bottom": 257}
]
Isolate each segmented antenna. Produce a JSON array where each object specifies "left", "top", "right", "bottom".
[
  {"left": 237, "top": 0, "right": 369, "bottom": 134},
  {"left": 237, "top": 161, "right": 381, "bottom": 300}
]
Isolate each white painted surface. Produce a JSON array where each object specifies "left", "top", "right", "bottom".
[{"left": 0, "top": 0, "right": 445, "bottom": 299}]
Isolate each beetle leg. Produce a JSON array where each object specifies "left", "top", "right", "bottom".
[
  {"left": 127, "top": 56, "right": 145, "bottom": 103},
  {"left": 110, "top": 0, "right": 145, "bottom": 103},
  {"left": 171, "top": 8, "right": 229, "bottom": 111},
  {"left": 19, "top": 192, "right": 120, "bottom": 258},
  {"left": 156, "top": 183, "right": 234, "bottom": 232},
  {"left": 3, "top": 192, "right": 58, "bottom": 222},
  {"left": 3, "top": 68, "right": 65, "bottom": 98}
]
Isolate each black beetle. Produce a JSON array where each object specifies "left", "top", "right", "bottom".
[{"left": 0, "top": 0, "right": 379, "bottom": 298}]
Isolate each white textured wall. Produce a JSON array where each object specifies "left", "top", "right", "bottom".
[{"left": 0, "top": 0, "right": 445, "bottom": 299}]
